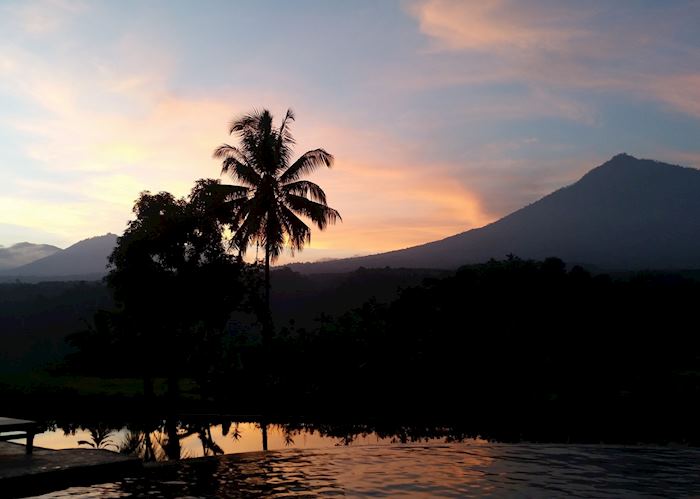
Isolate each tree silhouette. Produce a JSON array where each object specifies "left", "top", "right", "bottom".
[
  {"left": 106, "top": 183, "right": 245, "bottom": 400},
  {"left": 77, "top": 424, "right": 118, "bottom": 450},
  {"left": 213, "top": 108, "right": 341, "bottom": 342}
]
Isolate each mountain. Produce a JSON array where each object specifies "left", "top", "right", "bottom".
[
  {"left": 0, "top": 242, "right": 61, "bottom": 271},
  {"left": 0, "top": 234, "right": 118, "bottom": 280},
  {"left": 288, "top": 154, "right": 700, "bottom": 273}
]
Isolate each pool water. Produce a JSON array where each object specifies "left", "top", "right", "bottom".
[
  {"left": 28, "top": 422, "right": 408, "bottom": 457},
  {"left": 26, "top": 442, "right": 700, "bottom": 498}
]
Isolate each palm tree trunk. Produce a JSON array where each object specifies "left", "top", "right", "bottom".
[
  {"left": 261, "top": 421, "right": 269, "bottom": 451},
  {"left": 263, "top": 244, "right": 272, "bottom": 344},
  {"left": 262, "top": 245, "right": 273, "bottom": 426},
  {"left": 164, "top": 417, "right": 181, "bottom": 460},
  {"left": 143, "top": 430, "right": 155, "bottom": 462}
]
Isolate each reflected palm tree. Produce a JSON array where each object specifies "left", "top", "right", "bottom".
[
  {"left": 193, "top": 424, "right": 224, "bottom": 457},
  {"left": 221, "top": 420, "right": 242, "bottom": 441},
  {"left": 77, "top": 425, "right": 118, "bottom": 451},
  {"left": 118, "top": 418, "right": 227, "bottom": 461},
  {"left": 281, "top": 425, "right": 295, "bottom": 447},
  {"left": 119, "top": 431, "right": 156, "bottom": 461},
  {"left": 81, "top": 418, "right": 482, "bottom": 462},
  {"left": 261, "top": 421, "right": 268, "bottom": 451},
  {"left": 117, "top": 420, "right": 161, "bottom": 462}
]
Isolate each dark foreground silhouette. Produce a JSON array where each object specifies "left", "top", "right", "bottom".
[{"left": 2, "top": 256, "right": 700, "bottom": 444}]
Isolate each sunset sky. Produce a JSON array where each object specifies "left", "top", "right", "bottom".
[{"left": 1, "top": 0, "right": 699, "bottom": 262}]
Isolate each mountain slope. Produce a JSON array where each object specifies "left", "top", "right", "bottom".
[
  {"left": 288, "top": 154, "right": 700, "bottom": 273},
  {"left": 0, "top": 234, "right": 118, "bottom": 279},
  {"left": 0, "top": 242, "right": 61, "bottom": 271}
]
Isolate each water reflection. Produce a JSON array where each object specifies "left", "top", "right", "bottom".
[
  {"left": 26, "top": 443, "right": 700, "bottom": 498},
  {"left": 29, "top": 419, "right": 486, "bottom": 461},
  {"left": 75, "top": 424, "right": 119, "bottom": 451}
]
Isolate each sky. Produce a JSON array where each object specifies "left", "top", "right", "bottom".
[{"left": 1, "top": 0, "right": 699, "bottom": 263}]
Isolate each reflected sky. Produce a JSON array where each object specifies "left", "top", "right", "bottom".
[{"left": 26, "top": 422, "right": 488, "bottom": 458}]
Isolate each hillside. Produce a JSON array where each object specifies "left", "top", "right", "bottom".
[
  {"left": 0, "top": 234, "right": 118, "bottom": 281},
  {"left": 288, "top": 154, "right": 700, "bottom": 273},
  {"left": 0, "top": 242, "right": 61, "bottom": 271}
]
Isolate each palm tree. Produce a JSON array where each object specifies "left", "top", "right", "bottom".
[
  {"left": 77, "top": 425, "right": 118, "bottom": 451},
  {"left": 213, "top": 108, "right": 340, "bottom": 342}
]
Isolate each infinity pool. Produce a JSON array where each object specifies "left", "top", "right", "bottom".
[{"left": 26, "top": 441, "right": 700, "bottom": 498}]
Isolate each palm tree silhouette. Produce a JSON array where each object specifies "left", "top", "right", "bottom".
[
  {"left": 77, "top": 425, "right": 118, "bottom": 451},
  {"left": 213, "top": 108, "right": 341, "bottom": 342}
]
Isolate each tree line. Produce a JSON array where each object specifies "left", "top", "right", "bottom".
[{"left": 60, "top": 254, "right": 700, "bottom": 442}]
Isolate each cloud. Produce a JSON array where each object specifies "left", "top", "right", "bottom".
[
  {"left": 408, "top": 0, "right": 590, "bottom": 52},
  {"left": 0, "top": 37, "right": 249, "bottom": 244},
  {"left": 406, "top": 0, "right": 700, "bottom": 119},
  {"left": 0, "top": 33, "right": 496, "bottom": 259},
  {"left": 2, "top": 0, "right": 86, "bottom": 35},
  {"left": 652, "top": 74, "right": 700, "bottom": 119},
  {"left": 3, "top": 1, "right": 699, "bottom": 263}
]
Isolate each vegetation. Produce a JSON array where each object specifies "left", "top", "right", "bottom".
[
  {"left": 3, "top": 256, "right": 700, "bottom": 443},
  {"left": 213, "top": 108, "right": 341, "bottom": 341},
  {"left": 0, "top": 281, "right": 112, "bottom": 373},
  {"left": 73, "top": 181, "right": 249, "bottom": 402}
]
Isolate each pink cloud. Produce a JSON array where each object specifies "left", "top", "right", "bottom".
[
  {"left": 651, "top": 74, "right": 700, "bottom": 119},
  {"left": 408, "top": 0, "right": 591, "bottom": 52},
  {"left": 406, "top": 0, "right": 700, "bottom": 119},
  {"left": 1, "top": 41, "right": 497, "bottom": 259}
]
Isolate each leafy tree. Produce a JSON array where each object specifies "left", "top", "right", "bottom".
[{"left": 105, "top": 182, "right": 245, "bottom": 399}]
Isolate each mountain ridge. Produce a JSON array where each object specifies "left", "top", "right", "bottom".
[
  {"left": 4, "top": 154, "right": 700, "bottom": 279},
  {"left": 0, "top": 233, "right": 118, "bottom": 280},
  {"left": 287, "top": 154, "right": 700, "bottom": 273},
  {"left": 0, "top": 242, "right": 62, "bottom": 271}
]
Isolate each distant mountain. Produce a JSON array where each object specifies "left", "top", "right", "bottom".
[
  {"left": 0, "top": 234, "right": 118, "bottom": 280},
  {"left": 0, "top": 242, "right": 61, "bottom": 271},
  {"left": 288, "top": 154, "right": 700, "bottom": 273}
]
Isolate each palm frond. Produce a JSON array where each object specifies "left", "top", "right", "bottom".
[
  {"left": 221, "top": 157, "right": 262, "bottom": 186},
  {"left": 280, "top": 205, "right": 311, "bottom": 253},
  {"left": 219, "top": 184, "right": 250, "bottom": 199},
  {"left": 264, "top": 207, "right": 287, "bottom": 260},
  {"left": 278, "top": 109, "right": 295, "bottom": 141},
  {"left": 275, "top": 109, "right": 296, "bottom": 169},
  {"left": 228, "top": 109, "right": 263, "bottom": 135},
  {"left": 216, "top": 108, "right": 340, "bottom": 261},
  {"left": 191, "top": 179, "right": 249, "bottom": 204},
  {"left": 230, "top": 201, "right": 264, "bottom": 255},
  {"left": 282, "top": 180, "right": 328, "bottom": 204},
  {"left": 280, "top": 149, "right": 334, "bottom": 183},
  {"left": 285, "top": 194, "right": 341, "bottom": 229},
  {"left": 212, "top": 143, "right": 247, "bottom": 162}
]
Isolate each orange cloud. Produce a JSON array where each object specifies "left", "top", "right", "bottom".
[
  {"left": 260, "top": 120, "right": 496, "bottom": 261},
  {"left": 1, "top": 41, "right": 495, "bottom": 261},
  {"left": 280, "top": 157, "right": 493, "bottom": 262}
]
